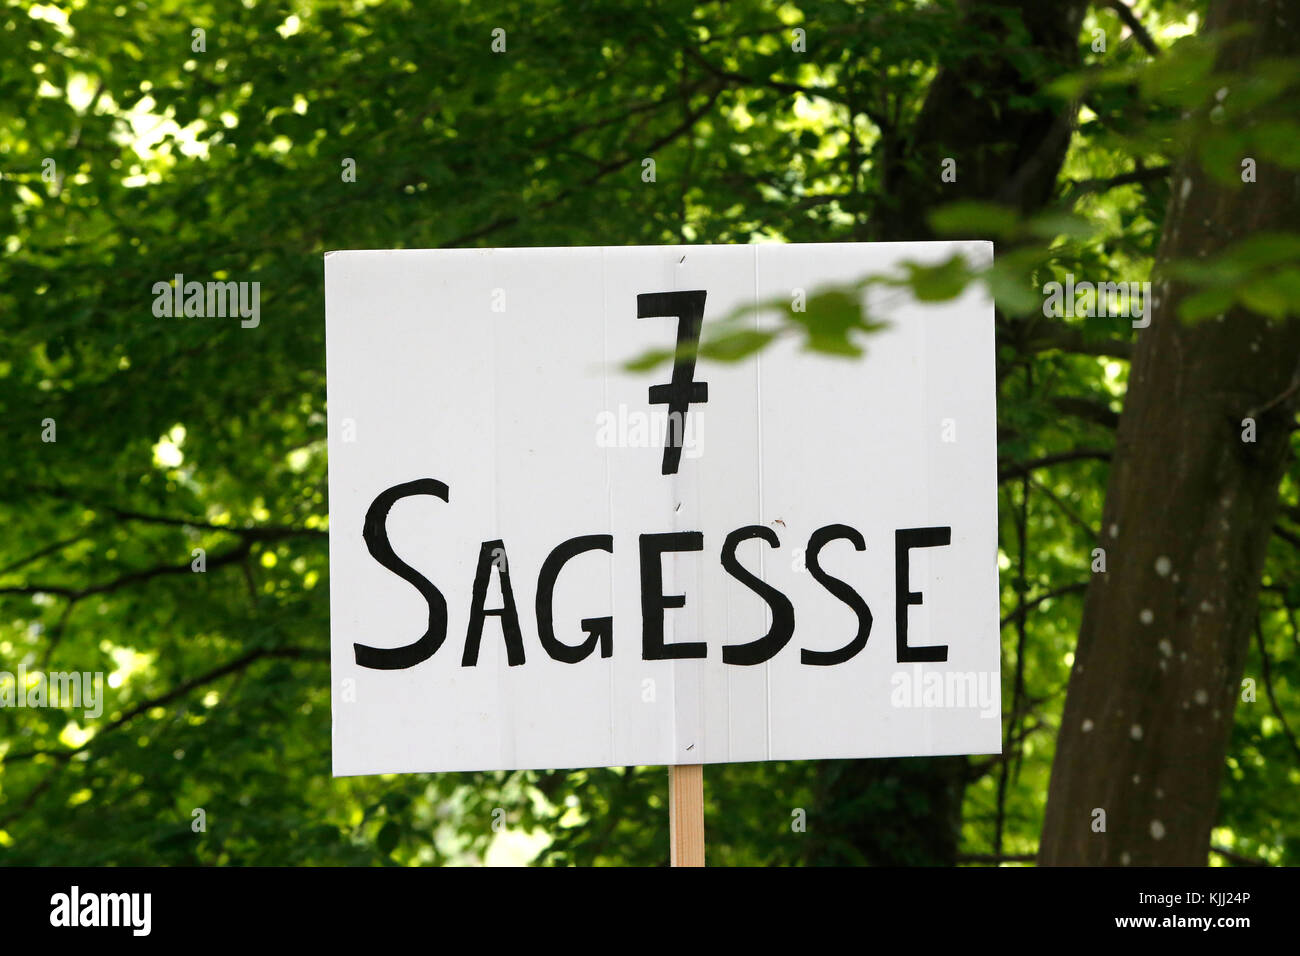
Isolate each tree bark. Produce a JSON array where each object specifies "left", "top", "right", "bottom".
[{"left": 1039, "top": 0, "right": 1300, "bottom": 865}]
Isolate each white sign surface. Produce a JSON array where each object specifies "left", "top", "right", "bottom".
[{"left": 326, "top": 242, "right": 1000, "bottom": 776}]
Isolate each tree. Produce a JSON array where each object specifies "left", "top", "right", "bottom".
[{"left": 1040, "top": 0, "right": 1300, "bottom": 865}]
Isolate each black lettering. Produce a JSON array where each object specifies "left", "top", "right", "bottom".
[
  {"left": 895, "top": 526, "right": 952, "bottom": 662},
  {"left": 720, "top": 526, "right": 795, "bottom": 665},
  {"left": 801, "top": 524, "right": 872, "bottom": 666},
  {"left": 536, "top": 535, "right": 614, "bottom": 663},
  {"left": 355, "top": 478, "right": 450, "bottom": 670},
  {"left": 639, "top": 531, "right": 705, "bottom": 659},
  {"left": 637, "top": 290, "right": 709, "bottom": 475},
  {"left": 463, "top": 539, "right": 526, "bottom": 666}
]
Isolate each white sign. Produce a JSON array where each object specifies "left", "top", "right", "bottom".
[{"left": 325, "top": 242, "right": 1000, "bottom": 776}]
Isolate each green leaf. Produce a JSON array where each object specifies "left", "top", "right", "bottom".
[
  {"left": 900, "top": 255, "right": 973, "bottom": 302},
  {"left": 1237, "top": 282, "right": 1289, "bottom": 320},
  {"left": 984, "top": 265, "right": 1041, "bottom": 315},
  {"left": 1219, "top": 233, "right": 1300, "bottom": 272},
  {"left": 1025, "top": 211, "right": 1099, "bottom": 241},
  {"left": 1198, "top": 130, "right": 1250, "bottom": 187},
  {"left": 699, "top": 328, "right": 777, "bottom": 362},
  {"left": 622, "top": 347, "right": 675, "bottom": 372},
  {"left": 1178, "top": 285, "right": 1236, "bottom": 322}
]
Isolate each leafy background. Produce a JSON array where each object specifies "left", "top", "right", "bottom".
[{"left": 0, "top": 0, "right": 1296, "bottom": 865}]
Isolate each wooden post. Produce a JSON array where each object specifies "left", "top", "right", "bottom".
[{"left": 669, "top": 764, "right": 705, "bottom": 866}]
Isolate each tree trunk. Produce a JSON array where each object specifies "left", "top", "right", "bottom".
[{"left": 1039, "top": 0, "right": 1300, "bottom": 865}]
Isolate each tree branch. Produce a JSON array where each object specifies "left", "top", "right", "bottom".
[
  {"left": 1108, "top": 0, "right": 1162, "bottom": 57},
  {"left": 1051, "top": 395, "right": 1121, "bottom": 430},
  {"left": 684, "top": 47, "right": 854, "bottom": 110},
  {"left": 0, "top": 532, "right": 91, "bottom": 577},
  {"left": 1021, "top": 319, "right": 1134, "bottom": 360},
  {"left": 0, "top": 541, "right": 253, "bottom": 602},
  {"left": 998, "top": 449, "right": 1112, "bottom": 483},
  {"left": 15, "top": 486, "right": 326, "bottom": 541},
  {"left": 1210, "top": 844, "right": 1269, "bottom": 867},
  {"left": 1000, "top": 582, "right": 1090, "bottom": 629},
  {"left": 104, "top": 506, "right": 326, "bottom": 540},
  {"left": 1062, "top": 163, "right": 1172, "bottom": 201},
  {"left": 1030, "top": 475, "right": 1100, "bottom": 540},
  {"left": 441, "top": 83, "right": 726, "bottom": 247},
  {"left": 1255, "top": 616, "right": 1300, "bottom": 764},
  {"left": 0, "top": 646, "right": 326, "bottom": 767}
]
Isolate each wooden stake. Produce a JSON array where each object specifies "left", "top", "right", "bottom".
[{"left": 669, "top": 764, "right": 705, "bottom": 866}]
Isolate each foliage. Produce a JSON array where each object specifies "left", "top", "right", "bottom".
[{"left": 0, "top": 0, "right": 1296, "bottom": 866}]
